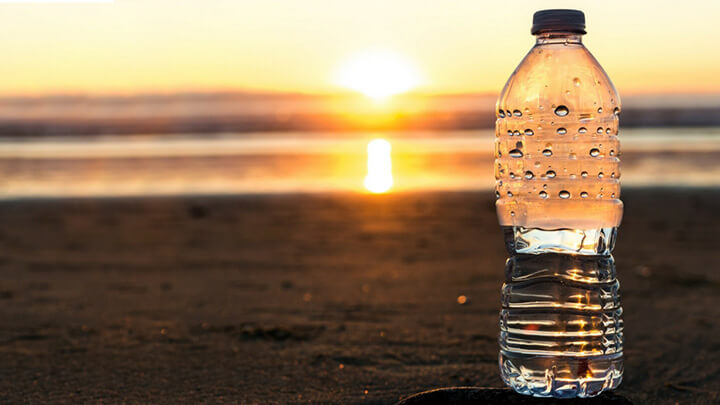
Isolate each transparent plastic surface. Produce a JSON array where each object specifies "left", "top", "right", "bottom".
[
  {"left": 495, "top": 32, "right": 622, "bottom": 229},
  {"left": 494, "top": 31, "right": 623, "bottom": 398},
  {"left": 499, "top": 229, "right": 623, "bottom": 398}
]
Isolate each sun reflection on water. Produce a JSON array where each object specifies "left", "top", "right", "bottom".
[{"left": 364, "top": 139, "right": 393, "bottom": 193}]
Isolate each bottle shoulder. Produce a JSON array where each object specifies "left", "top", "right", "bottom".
[{"left": 497, "top": 44, "right": 620, "bottom": 117}]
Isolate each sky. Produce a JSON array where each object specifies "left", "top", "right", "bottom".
[{"left": 1, "top": 0, "right": 719, "bottom": 96}]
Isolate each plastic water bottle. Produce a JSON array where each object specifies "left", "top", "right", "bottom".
[{"left": 494, "top": 9, "right": 623, "bottom": 398}]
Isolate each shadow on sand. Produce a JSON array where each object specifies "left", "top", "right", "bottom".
[{"left": 396, "top": 387, "right": 632, "bottom": 405}]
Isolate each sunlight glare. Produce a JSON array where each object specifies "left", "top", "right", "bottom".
[
  {"left": 364, "top": 139, "right": 393, "bottom": 193},
  {"left": 335, "top": 50, "right": 421, "bottom": 101}
]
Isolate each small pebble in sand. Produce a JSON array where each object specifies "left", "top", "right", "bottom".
[
  {"left": 457, "top": 295, "right": 468, "bottom": 305},
  {"left": 636, "top": 265, "right": 652, "bottom": 278}
]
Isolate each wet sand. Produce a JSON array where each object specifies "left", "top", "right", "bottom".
[{"left": 0, "top": 188, "right": 718, "bottom": 404}]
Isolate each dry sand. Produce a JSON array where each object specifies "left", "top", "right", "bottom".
[{"left": 0, "top": 189, "right": 718, "bottom": 404}]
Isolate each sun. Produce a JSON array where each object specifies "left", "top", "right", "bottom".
[{"left": 334, "top": 50, "right": 422, "bottom": 101}]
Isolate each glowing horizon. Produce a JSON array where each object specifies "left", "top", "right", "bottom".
[{"left": 0, "top": 0, "right": 719, "bottom": 97}]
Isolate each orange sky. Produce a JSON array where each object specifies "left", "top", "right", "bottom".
[{"left": 1, "top": 0, "right": 719, "bottom": 96}]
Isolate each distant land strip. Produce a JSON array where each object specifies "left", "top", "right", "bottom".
[{"left": 1, "top": 108, "right": 719, "bottom": 136}]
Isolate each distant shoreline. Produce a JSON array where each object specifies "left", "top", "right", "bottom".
[
  {"left": 2, "top": 92, "right": 720, "bottom": 136},
  {"left": 1, "top": 107, "right": 720, "bottom": 137}
]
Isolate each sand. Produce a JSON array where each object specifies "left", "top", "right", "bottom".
[{"left": 0, "top": 188, "right": 718, "bottom": 404}]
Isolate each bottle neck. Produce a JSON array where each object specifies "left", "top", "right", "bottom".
[{"left": 534, "top": 32, "right": 583, "bottom": 45}]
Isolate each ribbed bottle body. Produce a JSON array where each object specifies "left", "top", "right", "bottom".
[{"left": 499, "top": 228, "right": 623, "bottom": 397}]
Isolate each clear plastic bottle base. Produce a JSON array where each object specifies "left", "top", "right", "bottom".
[
  {"left": 500, "top": 351, "right": 623, "bottom": 398},
  {"left": 498, "top": 228, "right": 623, "bottom": 398}
]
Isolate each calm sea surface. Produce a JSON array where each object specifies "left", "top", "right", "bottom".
[{"left": 1, "top": 128, "right": 719, "bottom": 198}]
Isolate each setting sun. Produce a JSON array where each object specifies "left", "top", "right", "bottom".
[
  {"left": 364, "top": 139, "right": 393, "bottom": 193},
  {"left": 335, "top": 50, "right": 422, "bottom": 101}
]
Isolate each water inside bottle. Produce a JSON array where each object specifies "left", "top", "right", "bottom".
[{"left": 498, "top": 227, "right": 623, "bottom": 397}]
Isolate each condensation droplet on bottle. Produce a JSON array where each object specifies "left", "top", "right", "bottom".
[
  {"left": 590, "top": 148, "right": 600, "bottom": 157},
  {"left": 609, "top": 150, "right": 615, "bottom": 156},
  {"left": 598, "top": 172, "right": 604, "bottom": 178},
  {"left": 554, "top": 105, "right": 569, "bottom": 117},
  {"left": 569, "top": 152, "right": 577, "bottom": 160},
  {"left": 611, "top": 172, "right": 616, "bottom": 178},
  {"left": 545, "top": 170, "right": 556, "bottom": 179},
  {"left": 581, "top": 171, "right": 588, "bottom": 178},
  {"left": 498, "top": 110, "right": 505, "bottom": 118},
  {"left": 513, "top": 130, "right": 521, "bottom": 136},
  {"left": 581, "top": 191, "right": 589, "bottom": 198},
  {"left": 611, "top": 193, "right": 616, "bottom": 198},
  {"left": 539, "top": 191, "right": 548, "bottom": 199},
  {"left": 534, "top": 161, "right": 541, "bottom": 168},
  {"left": 513, "top": 109, "right": 522, "bottom": 117},
  {"left": 507, "top": 130, "right": 513, "bottom": 136},
  {"left": 524, "top": 129, "right": 534, "bottom": 136},
  {"left": 524, "top": 170, "right": 534, "bottom": 179},
  {"left": 498, "top": 180, "right": 503, "bottom": 186},
  {"left": 542, "top": 149, "right": 552, "bottom": 157},
  {"left": 573, "top": 77, "right": 581, "bottom": 87},
  {"left": 495, "top": 191, "right": 500, "bottom": 199},
  {"left": 509, "top": 149, "right": 523, "bottom": 158},
  {"left": 509, "top": 172, "right": 516, "bottom": 179},
  {"left": 597, "top": 107, "right": 603, "bottom": 113},
  {"left": 606, "top": 128, "right": 612, "bottom": 134},
  {"left": 507, "top": 191, "right": 513, "bottom": 197},
  {"left": 597, "top": 127, "right": 604, "bottom": 134},
  {"left": 506, "top": 110, "right": 511, "bottom": 117},
  {"left": 569, "top": 173, "right": 577, "bottom": 179},
  {"left": 524, "top": 107, "right": 530, "bottom": 115},
  {"left": 579, "top": 127, "right": 587, "bottom": 134},
  {"left": 510, "top": 211, "right": 515, "bottom": 216},
  {"left": 559, "top": 190, "right": 570, "bottom": 199},
  {"left": 557, "top": 127, "right": 567, "bottom": 135},
  {"left": 613, "top": 107, "right": 620, "bottom": 116}
]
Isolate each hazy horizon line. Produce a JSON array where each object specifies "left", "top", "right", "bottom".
[{"left": 3, "top": 89, "right": 720, "bottom": 101}]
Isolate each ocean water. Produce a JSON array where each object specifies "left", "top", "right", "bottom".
[{"left": 1, "top": 128, "right": 719, "bottom": 198}]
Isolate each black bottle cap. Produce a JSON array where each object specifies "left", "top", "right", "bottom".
[{"left": 531, "top": 9, "right": 586, "bottom": 35}]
